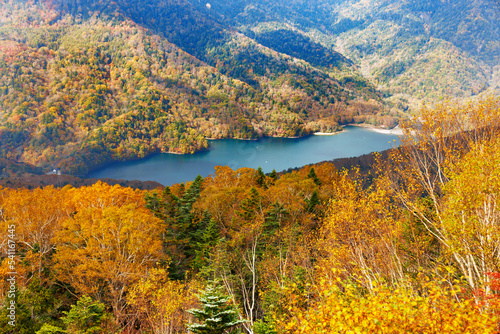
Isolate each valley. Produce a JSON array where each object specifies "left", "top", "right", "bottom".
[{"left": 0, "top": 1, "right": 500, "bottom": 333}]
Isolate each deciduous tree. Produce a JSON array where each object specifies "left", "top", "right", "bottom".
[{"left": 53, "top": 182, "right": 163, "bottom": 328}]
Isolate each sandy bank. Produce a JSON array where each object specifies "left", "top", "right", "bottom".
[
  {"left": 347, "top": 124, "right": 404, "bottom": 136},
  {"left": 313, "top": 132, "right": 340, "bottom": 136}
]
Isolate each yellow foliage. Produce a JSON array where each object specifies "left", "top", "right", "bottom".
[
  {"left": 319, "top": 169, "right": 403, "bottom": 290},
  {"left": 52, "top": 182, "right": 164, "bottom": 324},
  {"left": 387, "top": 95, "right": 500, "bottom": 292},
  {"left": 441, "top": 136, "right": 500, "bottom": 292},
  {"left": 278, "top": 278, "right": 500, "bottom": 334},
  {"left": 0, "top": 186, "right": 71, "bottom": 290},
  {"left": 128, "top": 268, "right": 199, "bottom": 334}
]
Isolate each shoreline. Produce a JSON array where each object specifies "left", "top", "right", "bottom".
[
  {"left": 346, "top": 123, "right": 404, "bottom": 136},
  {"left": 313, "top": 131, "right": 340, "bottom": 136},
  {"left": 84, "top": 122, "right": 400, "bottom": 177}
]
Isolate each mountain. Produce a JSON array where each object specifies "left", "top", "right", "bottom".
[
  {"left": 0, "top": 0, "right": 499, "bottom": 175},
  {"left": 0, "top": 0, "right": 389, "bottom": 175},
  {"left": 197, "top": 0, "right": 499, "bottom": 105}
]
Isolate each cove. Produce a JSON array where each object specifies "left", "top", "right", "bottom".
[{"left": 88, "top": 126, "right": 399, "bottom": 186}]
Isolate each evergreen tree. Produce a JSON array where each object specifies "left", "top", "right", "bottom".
[
  {"left": 146, "top": 175, "right": 205, "bottom": 280},
  {"left": 0, "top": 277, "right": 60, "bottom": 334},
  {"left": 264, "top": 202, "right": 288, "bottom": 236},
  {"left": 193, "top": 211, "right": 221, "bottom": 274},
  {"left": 62, "top": 296, "right": 111, "bottom": 334},
  {"left": 36, "top": 296, "right": 112, "bottom": 334},
  {"left": 178, "top": 175, "right": 204, "bottom": 226},
  {"left": 144, "top": 186, "right": 179, "bottom": 223},
  {"left": 237, "top": 187, "right": 261, "bottom": 221},
  {"left": 305, "top": 190, "right": 320, "bottom": 213},
  {"left": 307, "top": 167, "right": 321, "bottom": 186},
  {"left": 187, "top": 284, "right": 246, "bottom": 334},
  {"left": 269, "top": 169, "right": 278, "bottom": 183},
  {"left": 168, "top": 175, "right": 205, "bottom": 280},
  {"left": 255, "top": 167, "right": 266, "bottom": 188}
]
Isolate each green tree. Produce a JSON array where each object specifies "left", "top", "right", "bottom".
[
  {"left": 168, "top": 175, "right": 205, "bottom": 279},
  {"left": 146, "top": 176, "right": 206, "bottom": 280},
  {"left": 307, "top": 167, "right": 321, "bottom": 186},
  {"left": 187, "top": 284, "right": 246, "bottom": 334},
  {"left": 237, "top": 187, "right": 262, "bottom": 222},
  {"left": 36, "top": 324, "right": 66, "bottom": 334},
  {"left": 0, "top": 277, "right": 59, "bottom": 334},
  {"left": 37, "top": 295, "right": 112, "bottom": 334},
  {"left": 269, "top": 169, "right": 278, "bottom": 183},
  {"left": 255, "top": 167, "right": 266, "bottom": 188},
  {"left": 305, "top": 190, "right": 320, "bottom": 213},
  {"left": 62, "top": 296, "right": 111, "bottom": 334},
  {"left": 193, "top": 211, "right": 221, "bottom": 274}
]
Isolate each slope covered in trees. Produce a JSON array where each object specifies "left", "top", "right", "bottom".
[
  {"left": 0, "top": 0, "right": 393, "bottom": 175},
  {"left": 202, "top": 0, "right": 500, "bottom": 106},
  {"left": 1, "top": 96, "right": 500, "bottom": 333},
  {"left": 2, "top": 0, "right": 499, "bottom": 175}
]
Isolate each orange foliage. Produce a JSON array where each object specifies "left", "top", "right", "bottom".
[
  {"left": 52, "top": 182, "right": 164, "bottom": 325},
  {"left": 277, "top": 276, "right": 500, "bottom": 334}
]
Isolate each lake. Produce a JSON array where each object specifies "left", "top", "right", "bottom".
[{"left": 88, "top": 126, "right": 399, "bottom": 185}]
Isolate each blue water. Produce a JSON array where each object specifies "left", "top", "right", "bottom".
[{"left": 88, "top": 126, "right": 399, "bottom": 185}]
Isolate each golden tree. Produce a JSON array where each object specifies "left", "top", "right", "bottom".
[
  {"left": 53, "top": 182, "right": 163, "bottom": 328},
  {"left": 0, "top": 186, "right": 71, "bottom": 285},
  {"left": 128, "top": 268, "right": 198, "bottom": 334},
  {"left": 388, "top": 96, "right": 500, "bottom": 292}
]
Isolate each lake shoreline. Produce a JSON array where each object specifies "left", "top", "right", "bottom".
[
  {"left": 313, "top": 131, "right": 340, "bottom": 136},
  {"left": 346, "top": 123, "right": 404, "bottom": 136},
  {"left": 313, "top": 124, "right": 404, "bottom": 136},
  {"left": 84, "top": 124, "right": 398, "bottom": 180},
  {"left": 88, "top": 126, "right": 400, "bottom": 185}
]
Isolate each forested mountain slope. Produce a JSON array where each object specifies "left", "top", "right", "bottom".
[
  {"left": 1, "top": 0, "right": 499, "bottom": 175},
  {"left": 0, "top": 0, "right": 392, "bottom": 175},
  {"left": 192, "top": 0, "right": 500, "bottom": 104}
]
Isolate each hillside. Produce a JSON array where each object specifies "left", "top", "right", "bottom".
[
  {"left": 239, "top": 0, "right": 500, "bottom": 104},
  {"left": 87, "top": 0, "right": 500, "bottom": 104},
  {"left": 0, "top": 97, "right": 499, "bottom": 333},
  {"left": 0, "top": 0, "right": 395, "bottom": 175},
  {"left": 194, "top": 0, "right": 500, "bottom": 106},
  {"left": 1, "top": 0, "right": 499, "bottom": 176}
]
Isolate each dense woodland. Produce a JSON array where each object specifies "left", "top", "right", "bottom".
[
  {"left": 0, "top": 0, "right": 395, "bottom": 175},
  {"left": 3, "top": 0, "right": 498, "bottom": 176},
  {"left": 1, "top": 1, "right": 500, "bottom": 332},
  {"left": 0, "top": 97, "right": 499, "bottom": 333}
]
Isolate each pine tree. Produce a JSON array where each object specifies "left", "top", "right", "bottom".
[
  {"left": 237, "top": 187, "right": 261, "bottom": 221},
  {"left": 264, "top": 202, "right": 288, "bottom": 236},
  {"left": 255, "top": 167, "right": 266, "bottom": 188},
  {"left": 145, "top": 175, "right": 205, "bottom": 280},
  {"left": 169, "top": 175, "right": 205, "bottom": 279},
  {"left": 187, "top": 284, "right": 246, "bottom": 334},
  {"left": 269, "top": 169, "right": 278, "bottom": 183},
  {"left": 144, "top": 186, "right": 179, "bottom": 223},
  {"left": 306, "top": 190, "right": 320, "bottom": 213},
  {"left": 193, "top": 211, "right": 221, "bottom": 274},
  {"left": 307, "top": 167, "right": 321, "bottom": 186},
  {"left": 178, "top": 175, "right": 204, "bottom": 227},
  {"left": 36, "top": 295, "right": 112, "bottom": 334}
]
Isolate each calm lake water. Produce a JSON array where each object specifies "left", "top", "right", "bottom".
[{"left": 88, "top": 126, "right": 399, "bottom": 185}]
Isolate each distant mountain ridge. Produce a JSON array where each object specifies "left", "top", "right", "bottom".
[
  {"left": 214, "top": 0, "right": 499, "bottom": 103},
  {"left": 50, "top": 0, "right": 500, "bottom": 102},
  {"left": 0, "top": 0, "right": 498, "bottom": 175}
]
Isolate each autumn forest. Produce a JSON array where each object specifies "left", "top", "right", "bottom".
[
  {"left": 0, "top": 97, "right": 499, "bottom": 333},
  {"left": 1, "top": 0, "right": 500, "bottom": 333}
]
